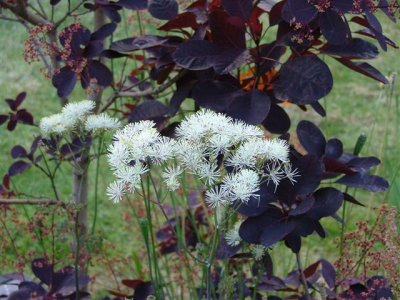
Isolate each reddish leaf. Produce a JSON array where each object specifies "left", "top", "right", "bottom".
[
  {"left": 158, "top": 12, "right": 198, "bottom": 31},
  {"left": 335, "top": 58, "right": 389, "bottom": 84},
  {"left": 221, "top": 0, "right": 253, "bottom": 21}
]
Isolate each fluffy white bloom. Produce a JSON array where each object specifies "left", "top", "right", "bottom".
[
  {"left": 230, "top": 120, "right": 264, "bottom": 143},
  {"left": 197, "top": 163, "right": 221, "bottom": 186},
  {"left": 264, "top": 139, "right": 289, "bottom": 162},
  {"left": 162, "top": 165, "right": 182, "bottom": 191},
  {"left": 85, "top": 113, "right": 120, "bottom": 132},
  {"left": 176, "top": 109, "right": 233, "bottom": 142},
  {"left": 39, "top": 113, "right": 67, "bottom": 135},
  {"left": 149, "top": 137, "right": 175, "bottom": 164},
  {"left": 107, "top": 181, "right": 126, "bottom": 203},
  {"left": 225, "top": 221, "right": 243, "bottom": 247},
  {"left": 107, "top": 143, "right": 130, "bottom": 170},
  {"left": 205, "top": 186, "right": 228, "bottom": 208},
  {"left": 114, "top": 163, "right": 147, "bottom": 191},
  {"left": 62, "top": 100, "right": 95, "bottom": 128},
  {"left": 174, "top": 140, "right": 206, "bottom": 171},
  {"left": 209, "top": 134, "right": 233, "bottom": 155},
  {"left": 222, "top": 169, "right": 260, "bottom": 203}
]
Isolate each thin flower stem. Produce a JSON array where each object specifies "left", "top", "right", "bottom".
[
  {"left": 296, "top": 252, "right": 311, "bottom": 300},
  {"left": 91, "top": 135, "right": 103, "bottom": 235},
  {"left": 74, "top": 214, "right": 81, "bottom": 300},
  {"left": 206, "top": 214, "right": 220, "bottom": 300}
]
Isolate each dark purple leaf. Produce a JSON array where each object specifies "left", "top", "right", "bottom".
[
  {"left": 11, "top": 145, "right": 27, "bottom": 159},
  {"left": 14, "top": 92, "right": 27, "bottom": 109},
  {"left": 365, "top": 11, "right": 382, "bottom": 34},
  {"left": 8, "top": 282, "right": 46, "bottom": 299},
  {"left": 319, "top": 10, "right": 350, "bottom": 45},
  {"left": 50, "top": 266, "right": 89, "bottom": 296},
  {"left": 297, "top": 120, "right": 326, "bottom": 157},
  {"left": 16, "top": 110, "right": 34, "bottom": 125},
  {"left": 221, "top": 0, "right": 253, "bottom": 21},
  {"left": 0, "top": 114, "right": 8, "bottom": 125},
  {"left": 7, "top": 118, "right": 17, "bottom": 131},
  {"left": 335, "top": 58, "right": 389, "bottom": 84},
  {"left": 261, "top": 103, "right": 290, "bottom": 134},
  {"left": 148, "top": 0, "right": 179, "bottom": 20},
  {"left": 234, "top": 181, "right": 276, "bottom": 217},
  {"left": 289, "top": 196, "right": 315, "bottom": 216},
  {"left": 133, "top": 281, "right": 153, "bottom": 300},
  {"left": 172, "top": 40, "right": 248, "bottom": 74},
  {"left": 325, "top": 138, "right": 343, "bottom": 158},
  {"left": 31, "top": 258, "right": 53, "bottom": 285},
  {"left": 239, "top": 209, "right": 282, "bottom": 243},
  {"left": 282, "top": 0, "right": 318, "bottom": 24},
  {"left": 323, "top": 38, "right": 379, "bottom": 59},
  {"left": 331, "top": 0, "right": 354, "bottom": 13},
  {"left": 8, "top": 160, "right": 31, "bottom": 176},
  {"left": 336, "top": 173, "right": 389, "bottom": 192},
  {"left": 110, "top": 36, "right": 168, "bottom": 52},
  {"left": 101, "top": 49, "right": 130, "bottom": 58},
  {"left": 30, "top": 136, "right": 42, "bottom": 154},
  {"left": 347, "top": 157, "right": 380, "bottom": 172},
  {"left": 274, "top": 56, "right": 333, "bottom": 105},
  {"left": 226, "top": 89, "right": 271, "bottom": 125},
  {"left": 50, "top": 0, "right": 62, "bottom": 4},
  {"left": 82, "top": 61, "right": 113, "bottom": 88},
  {"left": 320, "top": 259, "right": 336, "bottom": 289},
  {"left": 52, "top": 67, "right": 77, "bottom": 98},
  {"left": 129, "top": 100, "right": 171, "bottom": 122},
  {"left": 91, "top": 23, "right": 117, "bottom": 41},
  {"left": 307, "top": 188, "right": 343, "bottom": 219},
  {"left": 118, "top": 0, "right": 148, "bottom": 10},
  {"left": 343, "top": 192, "right": 365, "bottom": 206},
  {"left": 284, "top": 233, "right": 302, "bottom": 253},
  {"left": 260, "top": 221, "right": 296, "bottom": 248},
  {"left": 83, "top": 40, "right": 104, "bottom": 58},
  {"left": 290, "top": 155, "right": 324, "bottom": 196},
  {"left": 59, "top": 25, "right": 91, "bottom": 56},
  {"left": 192, "top": 80, "right": 240, "bottom": 112},
  {"left": 311, "top": 102, "right": 326, "bottom": 117}
]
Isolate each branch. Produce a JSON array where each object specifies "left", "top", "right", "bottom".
[
  {"left": 0, "top": 0, "right": 49, "bottom": 26},
  {"left": 100, "top": 71, "right": 186, "bottom": 113},
  {"left": 0, "top": 198, "right": 63, "bottom": 206}
]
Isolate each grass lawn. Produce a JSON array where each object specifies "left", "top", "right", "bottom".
[{"left": 0, "top": 8, "right": 399, "bottom": 295}]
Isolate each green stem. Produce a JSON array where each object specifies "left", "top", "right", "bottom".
[
  {"left": 296, "top": 252, "right": 311, "bottom": 300},
  {"left": 206, "top": 215, "right": 220, "bottom": 300},
  {"left": 91, "top": 135, "right": 103, "bottom": 235}
]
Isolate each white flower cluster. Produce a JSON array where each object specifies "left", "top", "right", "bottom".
[
  {"left": 106, "top": 109, "right": 298, "bottom": 205},
  {"left": 39, "top": 100, "right": 120, "bottom": 136},
  {"left": 107, "top": 120, "right": 176, "bottom": 202}
]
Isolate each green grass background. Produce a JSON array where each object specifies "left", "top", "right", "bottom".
[{"left": 0, "top": 7, "right": 399, "bottom": 295}]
